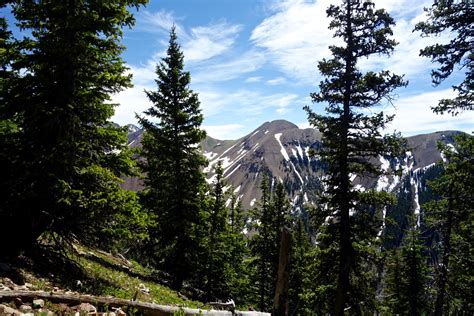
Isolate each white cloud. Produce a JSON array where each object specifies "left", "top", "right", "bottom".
[
  {"left": 245, "top": 76, "right": 262, "bottom": 83},
  {"left": 113, "top": 11, "right": 253, "bottom": 126},
  {"left": 267, "top": 77, "right": 287, "bottom": 85},
  {"left": 184, "top": 23, "right": 242, "bottom": 62},
  {"left": 297, "top": 89, "right": 472, "bottom": 136},
  {"left": 202, "top": 124, "right": 245, "bottom": 140},
  {"left": 192, "top": 50, "right": 265, "bottom": 83},
  {"left": 251, "top": 0, "right": 334, "bottom": 84},
  {"left": 128, "top": 62, "right": 157, "bottom": 86},
  {"left": 297, "top": 121, "right": 311, "bottom": 129},
  {"left": 140, "top": 10, "right": 242, "bottom": 64},
  {"left": 251, "top": 0, "right": 436, "bottom": 83},
  {"left": 359, "top": 8, "right": 449, "bottom": 80},
  {"left": 388, "top": 89, "right": 474, "bottom": 135},
  {"left": 111, "top": 84, "right": 153, "bottom": 126},
  {"left": 112, "top": 84, "right": 300, "bottom": 128},
  {"left": 198, "top": 88, "right": 299, "bottom": 118},
  {"left": 379, "top": 0, "right": 429, "bottom": 18},
  {"left": 141, "top": 10, "right": 186, "bottom": 36}
]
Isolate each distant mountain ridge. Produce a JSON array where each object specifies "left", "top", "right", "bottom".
[{"left": 124, "top": 120, "right": 459, "bottom": 226}]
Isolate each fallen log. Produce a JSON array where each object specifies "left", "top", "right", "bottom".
[{"left": 0, "top": 290, "right": 269, "bottom": 316}]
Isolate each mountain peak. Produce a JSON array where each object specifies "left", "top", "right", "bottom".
[
  {"left": 126, "top": 124, "right": 140, "bottom": 133},
  {"left": 257, "top": 120, "right": 298, "bottom": 134}
]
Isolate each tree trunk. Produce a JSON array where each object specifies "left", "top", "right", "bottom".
[
  {"left": 333, "top": 1, "right": 354, "bottom": 314},
  {"left": 273, "top": 228, "right": 291, "bottom": 316}
]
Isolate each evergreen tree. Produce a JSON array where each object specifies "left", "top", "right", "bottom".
[
  {"left": 249, "top": 176, "right": 275, "bottom": 312},
  {"left": 138, "top": 26, "right": 207, "bottom": 291},
  {"left": 288, "top": 218, "right": 312, "bottom": 316},
  {"left": 382, "top": 224, "right": 432, "bottom": 315},
  {"left": 0, "top": 8, "right": 23, "bottom": 253},
  {"left": 203, "top": 161, "right": 232, "bottom": 301},
  {"left": 424, "top": 134, "right": 474, "bottom": 315},
  {"left": 271, "top": 182, "right": 291, "bottom": 315},
  {"left": 415, "top": 0, "right": 473, "bottom": 115},
  {"left": 381, "top": 248, "right": 404, "bottom": 314},
  {"left": 227, "top": 193, "right": 250, "bottom": 305},
  {"left": 303, "top": 216, "right": 339, "bottom": 313},
  {"left": 249, "top": 179, "right": 291, "bottom": 312},
  {"left": 401, "top": 227, "right": 432, "bottom": 315},
  {"left": 304, "top": 1, "right": 407, "bottom": 313},
  {"left": 0, "top": 5, "right": 18, "bottom": 214},
  {"left": 273, "top": 182, "right": 290, "bottom": 255},
  {"left": 416, "top": 1, "right": 473, "bottom": 312},
  {"left": 0, "top": 1, "right": 148, "bottom": 254}
]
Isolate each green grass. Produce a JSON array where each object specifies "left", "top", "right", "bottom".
[
  {"left": 77, "top": 255, "right": 202, "bottom": 308},
  {"left": 3, "top": 244, "right": 205, "bottom": 310}
]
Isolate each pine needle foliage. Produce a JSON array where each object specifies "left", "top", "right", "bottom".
[
  {"left": 0, "top": 0, "right": 149, "bottom": 254},
  {"left": 202, "top": 161, "right": 232, "bottom": 301},
  {"left": 381, "top": 224, "right": 432, "bottom": 315},
  {"left": 138, "top": 26, "right": 207, "bottom": 291},
  {"left": 424, "top": 133, "right": 474, "bottom": 315},
  {"left": 248, "top": 179, "right": 291, "bottom": 312},
  {"left": 304, "top": 0, "right": 407, "bottom": 313},
  {"left": 415, "top": 0, "right": 473, "bottom": 115}
]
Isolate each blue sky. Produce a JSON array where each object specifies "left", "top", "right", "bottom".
[{"left": 4, "top": 0, "right": 473, "bottom": 139}]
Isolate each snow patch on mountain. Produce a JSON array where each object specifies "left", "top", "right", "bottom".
[
  {"left": 291, "top": 148, "right": 298, "bottom": 158},
  {"left": 296, "top": 142, "right": 304, "bottom": 159},
  {"left": 411, "top": 174, "right": 421, "bottom": 227},
  {"left": 226, "top": 164, "right": 242, "bottom": 178},
  {"left": 304, "top": 146, "right": 313, "bottom": 163},
  {"left": 127, "top": 124, "right": 140, "bottom": 133},
  {"left": 410, "top": 163, "right": 437, "bottom": 227},
  {"left": 274, "top": 133, "right": 290, "bottom": 162},
  {"left": 204, "top": 151, "right": 218, "bottom": 160},
  {"left": 206, "top": 174, "right": 216, "bottom": 185},
  {"left": 251, "top": 130, "right": 260, "bottom": 137},
  {"left": 291, "top": 161, "right": 304, "bottom": 185}
]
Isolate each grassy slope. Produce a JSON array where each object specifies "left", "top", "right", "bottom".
[{"left": 1, "top": 244, "right": 204, "bottom": 309}]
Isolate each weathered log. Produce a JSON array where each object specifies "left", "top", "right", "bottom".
[{"left": 0, "top": 290, "right": 269, "bottom": 316}]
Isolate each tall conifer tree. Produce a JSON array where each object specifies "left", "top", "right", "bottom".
[
  {"left": 249, "top": 176, "right": 274, "bottom": 312},
  {"left": 304, "top": 1, "right": 406, "bottom": 313},
  {"left": 1, "top": 1, "right": 148, "bottom": 254},
  {"left": 138, "top": 26, "right": 207, "bottom": 291},
  {"left": 227, "top": 193, "right": 249, "bottom": 304},
  {"left": 0, "top": 7, "right": 22, "bottom": 247},
  {"left": 288, "top": 218, "right": 312, "bottom": 316},
  {"left": 416, "top": 2, "right": 473, "bottom": 312},
  {"left": 424, "top": 134, "right": 474, "bottom": 314},
  {"left": 203, "top": 161, "right": 232, "bottom": 300},
  {"left": 382, "top": 224, "right": 431, "bottom": 315},
  {"left": 249, "top": 179, "right": 291, "bottom": 312}
]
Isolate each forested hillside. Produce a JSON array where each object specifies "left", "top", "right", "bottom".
[{"left": 0, "top": 0, "right": 472, "bottom": 315}]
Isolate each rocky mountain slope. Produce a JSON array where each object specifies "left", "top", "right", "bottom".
[
  {"left": 127, "top": 121, "right": 456, "bottom": 201},
  {"left": 125, "top": 120, "right": 460, "bottom": 245}
]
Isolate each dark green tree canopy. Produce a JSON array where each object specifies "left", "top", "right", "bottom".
[
  {"left": 424, "top": 133, "right": 474, "bottom": 314},
  {"left": 138, "top": 26, "right": 207, "bottom": 291},
  {"left": 304, "top": 1, "right": 407, "bottom": 313},
  {"left": 415, "top": 0, "right": 473, "bottom": 115},
  {"left": 0, "top": 0, "right": 148, "bottom": 253}
]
